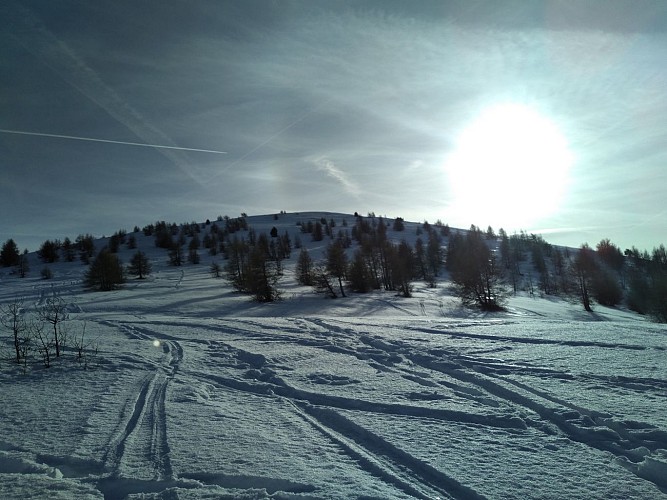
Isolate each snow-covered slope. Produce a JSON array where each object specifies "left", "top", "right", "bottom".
[{"left": 0, "top": 212, "right": 665, "bottom": 499}]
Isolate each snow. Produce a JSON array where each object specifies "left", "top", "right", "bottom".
[{"left": 0, "top": 212, "right": 666, "bottom": 499}]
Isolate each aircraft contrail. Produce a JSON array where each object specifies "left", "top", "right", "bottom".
[{"left": 0, "top": 129, "right": 227, "bottom": 154}]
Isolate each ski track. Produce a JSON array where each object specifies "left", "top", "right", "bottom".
[
  {"left": 93, "top": 321, "right": 181, "bottom": 499},
  {"left": 185, "top": 355, "right": 490, "bottom": 499},
  {"left": 204, "top": 317, "right": 667, "bottom": 494},
  {"left": 311, "top": 319, "right": 667, "bottom": 492},
  {"left": 46, "top": 316, "right": 666, "bottom": 498},
  {"left": 104, "top": 317, "right": 484, "bottom": 499}
]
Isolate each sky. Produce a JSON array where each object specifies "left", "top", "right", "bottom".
[{"left": 1, "top": 0, "right": 667, "bottom": 253}]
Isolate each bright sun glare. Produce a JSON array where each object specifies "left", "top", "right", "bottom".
[{"left": 446, "top": 103, "right": 572, "bottom": 229}]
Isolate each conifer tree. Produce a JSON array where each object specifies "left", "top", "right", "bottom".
[
  {"left": 85, "top": 248, "right": 125, "bottom": 291},
  {"left": 1, "top": 238, "right": 20, "bottom": 267},
  {"left": 295, "top": 248, "right": 314, "bottom": 285},
  {"left": 127, "top": 251, "right": 152, "bottom": 279}
]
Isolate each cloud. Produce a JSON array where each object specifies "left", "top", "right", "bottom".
[{"left": 314, "top": 157, "right": 361, "bottom": 196}]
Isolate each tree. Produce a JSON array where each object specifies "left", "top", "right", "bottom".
[
  {"left": 347, "top": 249, "right": 374, "bottom": 293},
  {"left": 596, "top": 239, "right": 624, "bottom": 271},
  {"left": 18, "top": 249, "right": 30, "bottom": 278},
  {"left": 1, "top": 297, "right": 27, "bottom": 364},
  {"left": 224, "top": 234, "right": 281, "bottom": 302},
  {"left": 570, "top": 244, "right": 597, "bottom": 312},
  {"left": 85, "top": 248, "right": 125, "bottom": 291},
  {"left": 127, "top": 251, "right": 152, "bottom": 279},
  {"left": 447, "top": 229, "right": 507, "bottom": 310},
  {"left": 326, "top": 241, "right": 348, "bottom": 297},
  {"left": 295, "top": 248, "right": 315, "bottom": 286},
  {"left": 210, "top": 261, "right": 222, "bottom": 278},
  {"left": 38, "top": 239, "right": 61, "bottom": 263},
  {"left": 647, "top": 274, "right": 667, "bottom": 322},
  {"left": 1, "top": 239, "right": 20, "bottom": 267},
  {"left": 188, "top": 236, "right": 200, "bottom": 264},
  {"left": 591, "top": 269, "right": 623, "bottom": 306},
  {"left": 391, "top": 241, "right": 415, "bottom": 297},
  {"left": 34, "top": 320, "right": 54, "bottom": 368},
  {"left": 225, "top": 236, "right": 250, "bottom": 291},
  {"left": 414, "top": 238, "right": 428, "bottom": 281},
  {"left": 628, "top": 246, "right": 667, "bottom": 322},
  {"left": 61, "top": 237, "right": 76, "bottom": 262},
  {"left": 313, "top": 264, "right": 338, "bottom": 298},
  {"left": 426, "top": 231, "right": 443, "bottom": 278},
  {"left": 37, "top": 296, "right": 69, "bottom": 358},
  {"left": 76, "top": 234, "right": 96, "bottom": 264},
  {"left": 169, "top": 240, "right": 184, "bottom": 266},
  {"left": 246, "top": 241, "right": 281, "bottom": 302},
  {"left": 312, "top": 221, "right": 324, "bottom": 242}
]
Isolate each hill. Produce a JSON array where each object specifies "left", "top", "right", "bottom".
[
  {"left": 0, "top": 211, "right": 649, "bottom": 320},
  {"left": 0, "top": 212, "right": 665, "bottom": 499}
]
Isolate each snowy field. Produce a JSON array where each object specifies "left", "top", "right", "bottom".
[{"left": 0, "top": 214, "right": 666, "bottom": 499}]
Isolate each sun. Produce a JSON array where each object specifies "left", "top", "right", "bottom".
[{"left": 445, "top": 103, "right": 572, "bottom": 229}]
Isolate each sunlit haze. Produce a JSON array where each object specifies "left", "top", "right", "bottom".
[{"left": 446, "top": 103, "right": 572, "bottom": 229}]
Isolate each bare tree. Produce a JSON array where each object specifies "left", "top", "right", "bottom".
[
  {"left": 325, "top": 241, "right": 348, "bottom": 297},
  {"left": 71, "top": 321, "right": 98, "bottom": 369},
  {"left": 313, "top": 265, "right": 338, "bottom": 298},
  {"left": 447, "top": 229, "right": 507, "bottom": 311},
  {"left": 1, "top": 297, "right": 27, "bottom": 364},
  {"left": 570, "top": 244, "right": 597, "bottom": 312},
  {"left": 38, "top": 296, "right": 69, "bottom": 358},
  {"left": 33, "top": 320, "right": 54, "bottom": 368},
  {"left": 210, "top": 261, "right": 222, "bottom": 278}
]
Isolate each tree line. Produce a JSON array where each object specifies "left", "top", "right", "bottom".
[{"left": 2, "top": 213, "right": 667, "bottom": 322}]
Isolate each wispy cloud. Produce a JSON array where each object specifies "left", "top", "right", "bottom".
[{"left": 314, "top": 157, "right": 360, "bottom": 196}]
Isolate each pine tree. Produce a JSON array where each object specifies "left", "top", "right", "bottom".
[
  {"left": 169, "top": 240, "right": 184, "bottom": 266},
  {"left": 312, "top": 221, "right": 324, "bottom": 242},
  {"left": 1, "top": 239, "right": 20, "bottom": 267},
  {"left": 85, "top": 248, "right": 125, "bottom": 291},
  {"left": 127, "top": 251, "right": 152, "bottom": 279},
  {"left": 295, "top": 248, "right": 314, "bottom": 285},
  {"left": 76, "top": 234, "right": 96, "bottom": 264},
  {"left": 38, "top": 239, "right": 61, "bottom": 263},
  {"left": 61, "top": 237, "right": 76, "bottom": 262}
]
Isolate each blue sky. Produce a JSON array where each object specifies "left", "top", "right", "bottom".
[{"left": 2, "top": 0, "right": 666, "bottom": 252}]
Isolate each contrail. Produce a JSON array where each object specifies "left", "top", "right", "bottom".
[{"left": 0, "top": 129, "right": 227, "bottom": 154}]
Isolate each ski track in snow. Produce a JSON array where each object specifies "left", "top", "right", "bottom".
[
  {"left": 60, "top": 315, "right": 662, "bottom": 499},
  {"left": 2, "top": 312, "right": 665, "bottom": 498},
  {"left": 93, "top": 322, "right": 180, "bottom": 499}
]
